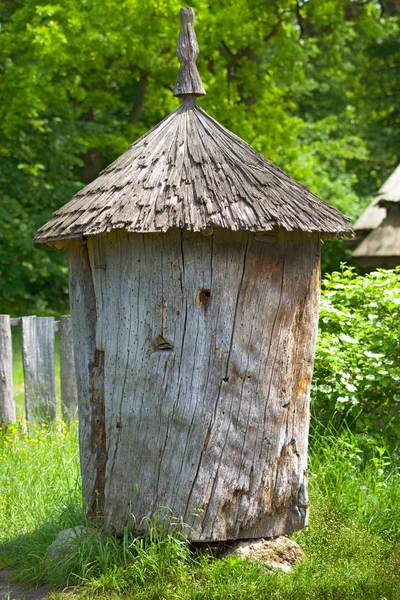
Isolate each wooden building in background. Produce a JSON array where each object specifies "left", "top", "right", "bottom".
[{"left": 351, "top": 164, "right": 400, "bottom": 268}]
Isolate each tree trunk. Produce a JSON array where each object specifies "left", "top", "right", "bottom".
[
  {"left": 80, "top": 108, "right": 101, "bottom": 184},
  {"left": 69, "top": 228, "right": 320, "bottom": 541}
]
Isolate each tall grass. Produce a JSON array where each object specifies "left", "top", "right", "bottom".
[
  {"left": 0, "top": 420, "right": 399, "bottom": 599},
  {"left": 0, "top": 421, "right": 81, "bottom": 562},
  {"left": 309, "top": 424, "right": 400, "bottom": 534}
]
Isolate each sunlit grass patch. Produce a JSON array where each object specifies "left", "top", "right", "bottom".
[
  {"left": 0, "top": 422, "right": 399, "bottom": 599},
  {"left": 308, "top": 424, "right": 400, "bottom": 534},
  {"left": 0, "top": 419, "right": 81, "bottom": 570}
]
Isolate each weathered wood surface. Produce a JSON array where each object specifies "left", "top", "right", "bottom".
[
  {"left": 21, "top": 316, "right": 56, "bottom": 421},
  {"left": 72, "top": 228, "right": 321, "bottom": 540},
  {"left": 59, "top": 315, "right": 78, "bottom": 421},
  {"left": 173, "top": 8, "right": 206, "bottom": 97},
  {"left": 68, "top": 241, "right": 106, "bottom": 515},
  {"left": 0, "top": 315, "right": 16, "bottom": 424},
  {"left": 10, "top": 318, "right": 60, "bottom": 332}
]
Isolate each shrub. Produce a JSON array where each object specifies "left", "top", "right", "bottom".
[{"left": 312, "top": 265, "right": 400, "bottom": 441}]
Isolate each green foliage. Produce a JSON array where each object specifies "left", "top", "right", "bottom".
[
  {"left": 0, "top": 422, "right": 399, "bottom": 599},
  {"left": 0, "top": 1, "right": 399, "bottom": 312},
  {"left": 313, "top": 266, "right": 400, "bottom": 439}
]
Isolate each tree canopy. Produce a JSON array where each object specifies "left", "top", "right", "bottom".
[{"left": 0, "top": 0, "right": 399, "bottom": 314}]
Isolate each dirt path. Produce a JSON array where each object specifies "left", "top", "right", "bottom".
[{"left": 0, "top": 570, "right": 51, "bottom": 600}]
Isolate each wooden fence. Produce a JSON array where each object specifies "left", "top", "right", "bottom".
[{"left": 0, "top": 315, "right": 78, "bottom": 423}]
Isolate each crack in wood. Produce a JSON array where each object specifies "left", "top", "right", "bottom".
[{"left": 88, "top": 349, "right": 107, "bottom": 517}]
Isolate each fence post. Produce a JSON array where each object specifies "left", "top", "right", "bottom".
[
  {"left": 0, "top": 315, "right": 16, "bottom": 424},
  {"left": 59, "top": 315, "right": 78, "bottom": 421},
  {"left": 21, "top": 316, "right": 56, "bottom": 421}
]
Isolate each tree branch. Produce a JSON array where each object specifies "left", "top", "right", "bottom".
[
  {"left": 295, "top": 0, "right": 305, "bottom": 38},
  {"left": 128, "top": 69, "right": 149, "bottom": 126},
  {"left": 264, "top": 9, "right": 284, "bottom": 43}
]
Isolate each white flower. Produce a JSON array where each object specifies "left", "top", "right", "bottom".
[
  {"left": 337, "top": 396, "right": 349, "bottom": 403},
  {"left": 344, "top": 383, "right": 357, "bottom": 392}
]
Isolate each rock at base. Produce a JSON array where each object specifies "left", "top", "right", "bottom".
[
  {"left": 224, "top": 536, "right": 305, "bottom": 573},
  {"left": 44, "top": 526, "right": 91, "bottom": 564}
]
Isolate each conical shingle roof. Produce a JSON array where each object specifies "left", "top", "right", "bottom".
[{"left": 34, "top": 8, "right": 351, "bottom": 248}]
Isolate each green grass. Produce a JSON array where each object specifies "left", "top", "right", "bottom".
[
  {"left": 11, "top": 327, "right": 61, "bottom": 419},
  {"left": 0, "top": 421, "right": 399, "bottom": 599},
  {"left": 308, "top": 424, "right": 400, "bottom": 534}
]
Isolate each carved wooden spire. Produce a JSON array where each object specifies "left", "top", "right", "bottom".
[{"left": 173, "top": 7, "right": 206, "bottom": 98}]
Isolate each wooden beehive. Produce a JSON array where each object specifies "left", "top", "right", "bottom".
[{"left": 35, "top": 8, "right": 352, "bottom": 541}]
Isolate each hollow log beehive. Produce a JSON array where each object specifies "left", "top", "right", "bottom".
[{"left": 35, "top": 8, "right": 352, "bottom": 541}]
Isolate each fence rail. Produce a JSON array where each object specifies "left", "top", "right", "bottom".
[{"left": 0, "top": 315, "right": 78, "bottom": 423}]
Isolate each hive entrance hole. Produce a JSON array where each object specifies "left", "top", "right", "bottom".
[{"left": 197, "top": 288, "right": 211, "bottom": 308}]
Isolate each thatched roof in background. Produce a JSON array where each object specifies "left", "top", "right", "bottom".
[
  {"left": 350, "top": 164, "right": 400, "bottom": 267},
  {"left": 377, "top": 163, "right": 400, "bottom": 206},
  {"left": 351, "top": 213, "right": 400, "bottom": 268},
  {"left": 353, "top": 164, "right": 400, "bottom": 233},
  {"left": 352, "top": 196, "right": 386, "bottom": 233},
  {"left": 34, "top": 8, "right": 352, "bottom": 249}
]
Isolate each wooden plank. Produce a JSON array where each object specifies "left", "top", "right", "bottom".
[
  {"left": 0, "top": 315, "right": 16, "bottom": 424},
  {"left": 21, "top": 316, "right": 56, "bottom": 421},
  {"left": 11, "top": 317, "right": 60, "bottom": 332},
  {"left": 80, "top": 228, "right": 321, "bottom": 540},
  {"left": 59, "top": 315, "right": 78, "bottom": 421}
]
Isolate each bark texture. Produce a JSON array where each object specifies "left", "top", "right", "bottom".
[
  {"left": 68, "top": 241, "right": 106, "bottom": 515},
  {"left": 70, "top": 228, "right": 320, "bottom": 541},
  {"left": 60, "top": 315, "right": 79, "bottom": 421}
]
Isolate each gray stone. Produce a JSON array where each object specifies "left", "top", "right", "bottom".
[
  {"left": 224, "top": 536, "right": 305, "bottom": 573},
  {"left": 44, "top": 526, "right": 91, "bottom": 564}
]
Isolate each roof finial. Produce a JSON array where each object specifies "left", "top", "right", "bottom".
[{"left": 173, "top": 7, "right": 206, "bottom": 98}]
